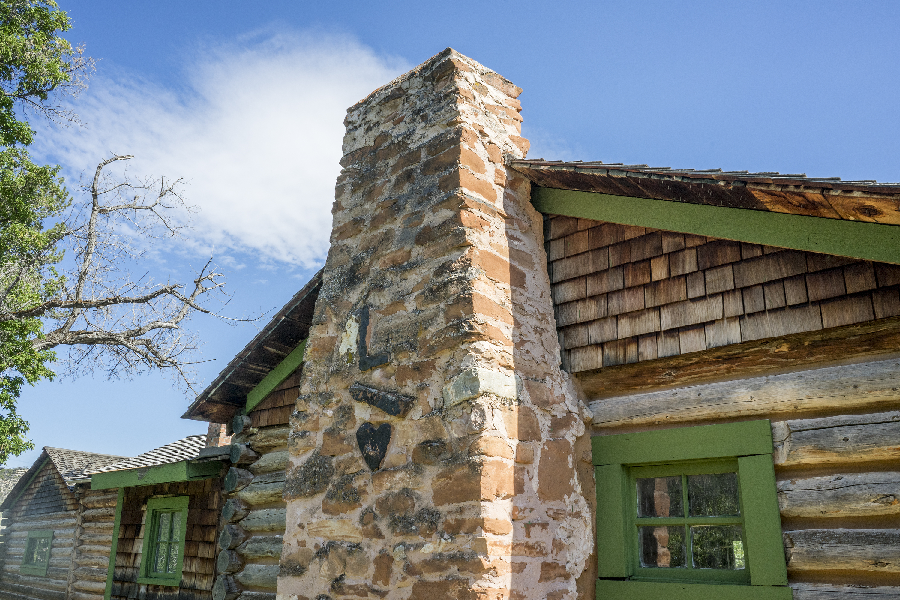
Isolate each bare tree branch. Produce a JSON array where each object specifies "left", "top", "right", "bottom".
[{"left": 2, "top": 154, "right": 255, "bottom": 394}]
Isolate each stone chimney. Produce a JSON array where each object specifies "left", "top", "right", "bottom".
[{"left": 279, "top": 49, "right": 594, "bottom": 600}]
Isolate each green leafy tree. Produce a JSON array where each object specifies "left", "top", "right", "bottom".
[
  {"left": 1, "top": 0, "right": 92, "bottom": 146},
  {"left": 0, "top": 1, "right": 238, "bottom": 465}
]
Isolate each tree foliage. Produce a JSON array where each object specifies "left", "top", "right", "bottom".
[
  {"left": 1, "top": 0, "right": 92, "bottom": 146},
  {"left": 0, "top": 1, "right": 237, "bottom": 465}
]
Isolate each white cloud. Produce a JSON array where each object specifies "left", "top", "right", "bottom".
[{"left": 34, "top": 30, "right": 409, "bottom": 267}]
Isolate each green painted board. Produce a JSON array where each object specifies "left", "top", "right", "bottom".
[
  {"left": 104, "top": 488, "right": 125, "bottom": 600},
  {"left": 91, "top": 459, "right": 222, "bottom": 490},
  {"left": 739, "top": 455, "right": 789, "bottom": 586},
  {"left": 596, "top": 579, "right": 793, "bottom": 600},
  {"left": 533, "top": 186, "right": 900, "bottom": 266},
  {"left": 592, "top": 420, "right": 773, "bottom": 466},
  {"left": 596, "top": 465, "right": 629, "bottom": 577},
  {"left": 245, "top": 338, "right": 307, "bottom": 414}
]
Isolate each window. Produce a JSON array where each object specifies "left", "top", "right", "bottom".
[
  {"left": 593, "top": 420, "right": 791, "bottom": 600},
  {"left": 20, "top": 529, "right": 53, "bottom": 576},
  {"left": 137, "top": 496, "right": 189, "bottom": 586}
]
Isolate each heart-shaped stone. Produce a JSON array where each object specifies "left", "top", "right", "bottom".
[{"left": 356, "top": 422, "right": 391, "bottom": 472}]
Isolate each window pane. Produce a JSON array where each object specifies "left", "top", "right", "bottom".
[
  {"left": 171, "top": 512, "right": 182, "bottom": 542},
  {"left": 688, "top": 472, "right": 740, "bottom": 517},
  {"left": 24, "top": 538, "right": 39, "bottom": 564},
  {"left": 35, "top": 537, "right": 50, "bottom": 563},
  {"left": 154, "top": 542, "right": 168, "bottom": 573},
  {"left": 691, "top": 525, "right": 745, "bottom": 569},
  {"left": 167, "top": 542, "right": 179, "bottom": 574},
  {"left": 639, "top": 526, "right": 686, "bottom": 568},
  {"left": 157, "top": 512, "right": 172, "bottom": 542},
  {"left": 636, "top": 476, "right": 683, "bottom": 518}
]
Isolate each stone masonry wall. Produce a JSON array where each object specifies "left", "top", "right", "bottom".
[{"left": 278, "top": 49, "right": 594, "bottom": 600}]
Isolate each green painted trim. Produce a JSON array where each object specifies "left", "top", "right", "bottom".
[
  {"left": 136, "top": 495, "right": 190, "bottom": 586},
  {"left": 592, "top": 421, "right": 788, "bottom": 596},
  {"left": 533, "top": 186, "right": 900, "bottom": 265},
  {"left": 595, "top": 464, "right": 629, "bottom": 577},
  {"left": 91, "top": 460, "right": 222, "bottom": 490},
  {"left": 592, "top": 420, "right": 773, "bottom": 466},
  {"left": 596, "top": 579, "right": 793, "bottom": 600},
  {"left": 19, "top": 529, "right": 53, "bottom": 577},
  {"left": 738, "top": 455, "right": 789, "bottom": 586},
  {"left": 103, "top": 488, "right": 125, "bottom": 600},
  {"left": 245, "top": 338, "right": 307, "bottom": 414}
]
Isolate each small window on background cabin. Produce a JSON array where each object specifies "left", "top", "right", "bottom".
[{"left": 21, "top": 530, "right": 53, "bottom": 576}]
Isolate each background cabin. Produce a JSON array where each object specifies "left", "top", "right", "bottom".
[
  {"left": 0, "top": 448, "right": 123, "bottom": 600},
  {"left": 90, "top": 434, "right": 226, "bottom": 600}
]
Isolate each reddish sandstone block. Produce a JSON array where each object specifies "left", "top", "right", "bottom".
[
  {"left": 500, "top": 405, "right": 542, "bottom": 442},
  {"left": 538, "top": 439, "right": 575, "bottom": 502},
  {"left": 469, "top": 436, "right": 514, "bottom": 459},
  {"left": 539, "top": 561, "right": 569, "bottom": 582}
]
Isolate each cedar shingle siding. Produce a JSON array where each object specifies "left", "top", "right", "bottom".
[
  {"left": 109, "top": 479, "right": 221, "bottom": 600},
  {"left": 546, "top": 215, "right": 900, "bottom": 372}
]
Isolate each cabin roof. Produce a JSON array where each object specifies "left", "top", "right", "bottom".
[
  {"left": 92, "top": 435, "right": 207, "bottom": 473},
  {"left": 182, "top": 269, "right": 322, "bottom": 424},
  {"left": 510, "top": 159, "right": 900, "bottom": 224},
  {"left": 0, "top": 447, "right": 125, "bottom": 510}
]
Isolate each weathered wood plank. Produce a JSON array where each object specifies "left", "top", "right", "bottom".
[
  {"left": 236, "top": 535, "right": 282, "bottom": 561},
  {"left": 785, "top": 529, "right": 900, "bottom": 573},
  {"left": 235, "top": 564, "right": 278, "bottom": 590},
  {"left": 590, "top": 358, "right": 900, "bottom": 429},
  {"left": 245, "top": 426, "right": 289, "bottom": 452},
  {"left": 579, "top": 315, "right": 900, "bottom": 399},
  {"left": 791, "top": 584, "right": 900, "bottom": 600},
  {"left": 774, "top": 411, "right": 900, "bottom": 467},
  {"left": 237, "top": 480, "right": 285, "bottom": 506},
  {"left": 778, "top": 472, "right": 900, "bottom": 518},
  {"left": 240, "top": 508, "right": 286, "bottom": 532},
  {"left": 249, "top": 450, "right": 289, "bottom": 475}
]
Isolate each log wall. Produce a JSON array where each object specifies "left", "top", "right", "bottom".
[
  {"left": 212, "top": 367, "right": 296, "bottom": 600},
  {"left": 589, "top": 356, "right": 900, "bottom": 596},
  {"left": 108, "top": 478, "right": 221, "bottom": 600},
  {"left": 546, "top": 215, "right": 900, "bottom": 373},
  {"left": 0, "top": 462, "right": 78, "bottom": 600},
  {"left": 69, "top": 486, "right": 118, "bottom": 600}
]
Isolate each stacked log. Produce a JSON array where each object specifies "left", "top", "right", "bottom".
[
  {"left": 590, "top": 357, "right": 900, "bottom": 596},
  {"left": 67, "top": 488, "right": 118, "bottom": 600},
  {"left": 214, "top": 426, "right": 288, "bottom": 600}
]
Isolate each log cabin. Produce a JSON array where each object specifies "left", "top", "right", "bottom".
[
  {"left": 89, "top": 434, "right": 228, "bottom": 600},
  {"left": 260, "top": 49, "right": 900, "bottom": 600},
  {"left": 6, "top": 48, "right": 897, "bottom": 600},
  {"left": 0, "top": 448, "right": 123, "bottom": 600}
]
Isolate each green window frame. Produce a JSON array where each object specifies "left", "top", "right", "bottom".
[
  {"left": 137, "top": 496, "right": 190, "bottom": 586},
  {"left": 593, "top": 420, "right": 791, "bottom": 600},
  {"left": 20, "top": 529, "right": 53, "bottom": 576}
]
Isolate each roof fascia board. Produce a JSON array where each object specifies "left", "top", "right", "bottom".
[
  {"left": 532, "top": 186, "right": 900, "bottom": 265},
  {"left": 244, "top": 338, "right": 307, "bottom": 414},
  {"left": 90, "top": 459, "right": 222, "bottom": 490}
]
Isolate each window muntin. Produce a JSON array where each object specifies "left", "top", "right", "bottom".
[
  {"left": 630, "top": 460, "right": 747, "bottom": 583},
  {"left": 137, "top": 496, "right": 189, "bottom": 586},
  {"left": 21, "top": 529, "right": 53, "bottom": 576},
  {"left": 593, "top": 420, "right": 791, "bottom": 600}
]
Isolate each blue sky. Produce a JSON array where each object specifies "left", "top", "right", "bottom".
[{"left": 9, "top": 1, "right": 900, "bottom": 466}]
